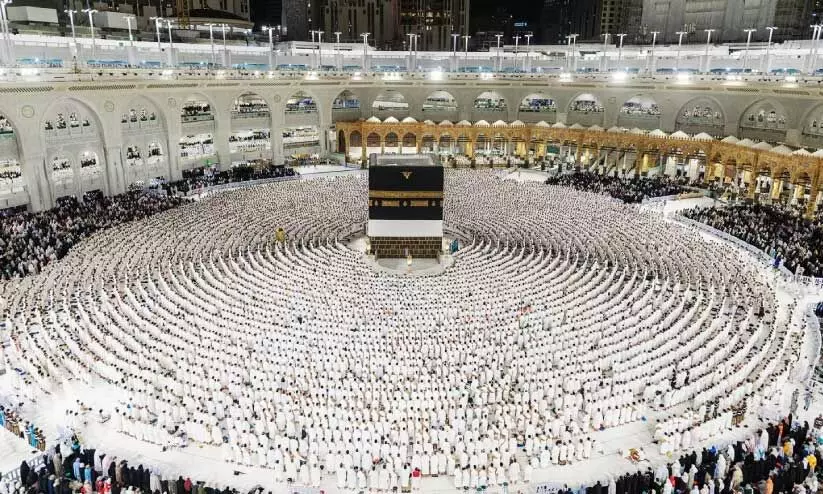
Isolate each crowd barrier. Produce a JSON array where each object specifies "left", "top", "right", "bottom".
[
  {"left": 184, "top": 166, "right": 360, "bottom": 198},
  {"left": 804, "top": 309, "right": 821, "bottom": 385},
  {"left": 186, "top": 175, "right": 299, "bottom": 197},
  {"left": 0, "top": 450, "right": 46, "bottom": 486}
]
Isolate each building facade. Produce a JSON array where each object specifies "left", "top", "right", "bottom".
[
  {"left": 398, "top": 0, "right": 470, "bottom": 51},
  {"left": 282, "top": 0, "right": 310, "bottom": 40},
  {"left": 319, "top": 0, "right": 399, "bottom": 46},
  {"left": 641, "top": 0, "right": 812, "bottom": 43},
  {"left": 540, "top": 0, "right": 603, "bottom": 44},
  {"left": 4, "top": 73, "right": 823, "bottom": 213}
]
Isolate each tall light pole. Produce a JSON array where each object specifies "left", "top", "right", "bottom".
[
  {"left": 524, "top": 33, "right": 532, "bottom": 72},
  {"left": 495, "top": 33, "right": 503, "bottom": 72},
  {"left": 763, "top": 26, "right": 777, "bottom": 73},
  {"left": 601, "top": 32, "right": 610, "bottom": 72},
  {"left": 263, "top": 25, "right": 274, "bottom": 69},
  {"left": 810, "top": 24, "right": 822, "bottom": 74},
  {"left": 411, "top": 33, "right": 419, "bottom": 70},
  {"left": 125, "top": 15, "right": 135, "bottom": 45},
  {"left": 64, "top": 9, "right": 78, "bottom": 55},
  {"left": 565, "top": 34, "right": 572, "bottom": 71},
  {"left": 82, "top": 8, "right": 98, "bottom": 58},
  {"left": 742, "top": 28, "right": 756, "bottom": 71},
  {"left": 649, "top": 31, "right": 659, "bottom": 72},
  {"left": 360, "top": 32, "right": 369, "bottom": 70},
  {"left": 406, "top": 32, "right": 414, "bottom": 64},
  {"left": 0, "top": 0, "right": 11, "bottom": 65},
  {"left": 166, "top": 19, "right": 174, "bottom": 54},
  {"left": 703, "top": 28, "right": 715, "bottom": 73},
  {"left": 317, "top": 30, "right": 323, "bottom": 68},
  {"left": 616, "top": 33, "right": 626, "bottom": 68},
  {"left": 570, "top": 33, "right": 578, "bottom": 72},
  {"left": 513, "top": 35, "right": 520, "bottom": 71},
  {"left": 463, "top": 34, "right": 470, "bottom": 69},
  {"left": 150, "top": 16, "right": 163, "bottom": 54},
  {"left": 334, "top": 31, "right": 341, "bottom": 69},
  {"left": 206, "top": 23, "right": 216, "bottom": 68},
  {"left": 675, "top": 31, "right": 686, "bottom": 72}
]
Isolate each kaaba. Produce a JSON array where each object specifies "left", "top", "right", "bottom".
[{"left": 367, "top": 154, "right": 444, "bottom": 259}]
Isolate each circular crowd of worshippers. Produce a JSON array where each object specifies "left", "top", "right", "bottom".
[
  {"left": 0, "top": 164, "right": 299, "bottom": 281},
  {"left": 682, "top": 204, "right": 823, "bottom": 278},
  {"left": 0, "top": 191, "right": 188, "bottom": 281},
  {"left": 7, "top": 411, "right": 823, "bottom": 494},
  {"left": 544, "top": 171, "right": 691, "bottom": 204}
]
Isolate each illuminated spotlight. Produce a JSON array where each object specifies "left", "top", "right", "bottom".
[
  {"left": 267, "top": 71, "right": 274, "bottom": 78},
  {"left": 21, "top": 68, "right": 39, "bottom": 77},
  {"left": 352, "top": 71, "right": 362, "bottom": 81},
  {"left": 306, "top": 71, "right": 319, "bottom": 80},
  {"left": 676, "top": 72, "right": 691, "bottom": 84},
  {"left": 611, "top": 71, "right": 628, "bottom": 82},
  {"left": 382, "top": 72, "right": 402, "bottom": 81},
  {"left": 429, "top": 70, "right": 444, "bottom": 81},
  {"left": 215, "top": 70, "right": 226, "bottom": 79},
  {"left": 559, "top": 72, "right": 573, "bottom": 82},
  {"left": 480, "top": 72, "right": 494, "bottom": 80},
  {"left": 785, "top": 76, "right": 797, "bottom": 83}
]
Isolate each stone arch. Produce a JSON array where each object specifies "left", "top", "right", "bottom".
[
  {"left": 675, "top": 96, "right": 725, "bottom": 136},
  {"left": 472, "top": 91, "right": 507, "bottom": 112},
  {"left": 801, "top": 102, "right": 823, "bottom": 135},
  {"left": 332, "top": 90, "right": 362, "bottom": 122},
  {"left": 385, "top": 132, "right": 399, "bottom": 150},
  {"left": 349, "top": 131, "right": 362, "bottom": 148},
  {"left": 282, "top": 91, "right": 320, "bottom": 158},
  {"left": 232, "top": 92, "right": 271, "bottom": 117},
  {"left": 519, "top": 93, "right": 556, "bottom": 113},
  {"left": 439, "top": 134, "right": 454, "bottom": 153},
  {"left": 568, "top": 93, "right": 603, "bottom": 113},
  {"left": 347, "top": 130, "right": 362, "bottom": 159},
  {"left": 366, "top": 132, "right": 382, "bottom": 148},
  {"left": 230, "top": 91, "right": 272, "bottom": 164},
  {"left": 181, "top": 93, "right": 216, "bottom": 123},
  {"left": 179, "top": 92, "right": 218, "bottom": 170},
  {"left": 421, "top": 134, "right": 435, "bottom": 152},
  {"left": 122, "top": 96, "right": 169, "bottom": 184},
  {"left": 423, "top": 91, "right": 459, "bottom": 116},
  {"left": 337, "top": 130, "right": 347, "bottom": 154},
  {"left": 42, "top": 97, "right": 107, "bottom": 198},
  {"left": 475, "top": 133, "right": 490, "bottom": 155},
  {"left": 517, "top": 93, "right": 557, "bottom": 124},
  {"left": 402, "top": 132, "right": 417, "bottom": 150},
  {"left": 738, "top": 98, "right": 787, "bottom": 132},
  {"left": 0, "top": 109, "right": 24, "bottom": 199},
  {"left": 566, "top": 93, "right": 604, "bottom": 126},
  {"left": 285, "top": 91, "right": 318, "bottom": 114},
  {"left": 372, "top": 90, "right": 409, "bottom": 119},
  {"left": 618, "top": 95, "right": 661, "bottom": 130}
]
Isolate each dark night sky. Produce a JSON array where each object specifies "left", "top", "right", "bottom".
[{"left": 471, "top": 0, "right": 543, "bottom": 31}]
